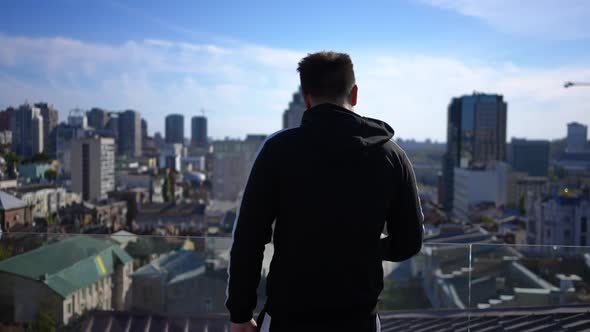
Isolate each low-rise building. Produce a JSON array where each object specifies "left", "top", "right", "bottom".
[
  {"left": 0, "top": 191, "right": 32, "bottom": 231},
  {"left": 453, "top": 162, "right": 509, "bottom": 222},
  {"left": 58, "top": 200, "right": 128, "bottom": 232},
  {"left": 0, "top": 130, "right": 12, "bottom": 146},
  {"left": 115, "top": 171, "right": 152, "bottom": 190},
  {"left": 0, "top": 179, "right": 17, "bottom": 190},
  {"left": 130, "top": 241, "right": 228, "bottom": 315},
  {"left": 506, "top": 172, "right": 549, "bottom": 207},
  {"left": 9, "top": 184, "right": 81, "bottom": 219},
  {"left": 108, "top": 188, "right": 149, "bottom": 224},
  {"left": 152, "top": 171, "right": 184, "bottom": 203},
  {"left": 527, "top": 191, "right": 590, "bottom": 246},
  {"left": 0, "top": 236, "right": 133, "bottom": 325},
  {"left": 135, "top": 202, "right": 206, "bottom": 234}
]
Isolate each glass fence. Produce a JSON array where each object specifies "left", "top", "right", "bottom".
[{"left": 1, "top": 233, "right": 590, "bottom": 331}]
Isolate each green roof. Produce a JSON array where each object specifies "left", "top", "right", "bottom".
[{"left": 0, "top": 235, "right": 132, "bottom": 298}]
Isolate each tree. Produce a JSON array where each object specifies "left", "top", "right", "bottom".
[
  {"left": 0, "top": 244, "right": 13, "bottom": 261},
  {"left": 28, "top": 307, "right": 57, "bottom": 332},
  {"left": 46, "top": 214, "right": 57, "bottom": 226},
  {"left": 162, "top": 171, "right": 175, "bottom": 202},
  {"left": 44, "top": 169, "right": 56, "bottom": 181},
  {"left": 4, "top": 152, "right": 21, "bottom": 177}
]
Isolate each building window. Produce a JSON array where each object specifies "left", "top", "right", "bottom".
[
  {"left": 67, "top": 302, "right": 72, "bottom": 314},
  {"left": 581, "top": 236, "right": 587, "bottom": 246},
  {"left": 582, "top": 217, "right": 588, "bottom": 233},
  {"left": 564, "top": 230, "right": 571, "bottom": 239}
]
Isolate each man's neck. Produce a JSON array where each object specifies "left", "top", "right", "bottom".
[{"left": 309, "top": 101, "right": 354, "bottom": 112}]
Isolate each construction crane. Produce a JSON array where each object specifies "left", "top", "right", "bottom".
[{"left": 564, "top": 81, "right": 590, "bottom": 88}]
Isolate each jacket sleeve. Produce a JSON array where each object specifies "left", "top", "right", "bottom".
[
  {"left": 381, "top": 149, "right": 424, "bottom": 262},
  {"left": 225, "top": 141, "right": 277, "bottom": 323}
]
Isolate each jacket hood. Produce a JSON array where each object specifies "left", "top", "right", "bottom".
[{"left": 300, "top": 103, "right": 394, "bottom": 149}]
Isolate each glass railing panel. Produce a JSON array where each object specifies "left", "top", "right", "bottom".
[
  {"left": 468, "top": 243, "right": 590, "bottom": 330},
  {"left": 0, "top": 232, "right": 515, "bottom": 331},
  {"left": 6, "top": 235, "right": 590, "bottom": 331},
  {"left": 378, "top": 242, "right": 472, "bottom": 331}
]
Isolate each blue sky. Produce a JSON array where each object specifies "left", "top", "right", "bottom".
[{"left": 1, "top": 0, "right": 590, "bottom": 141}]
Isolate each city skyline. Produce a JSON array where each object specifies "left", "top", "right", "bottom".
[{"left": 1, "top": 1, "right": 590, "bottom": 141}]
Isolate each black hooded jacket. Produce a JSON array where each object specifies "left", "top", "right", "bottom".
[{"left": 226, "top": 103, "right": 424, "bottom": 324}]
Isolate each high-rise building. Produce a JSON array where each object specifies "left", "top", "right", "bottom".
[
  {"left": 87, "top": 108, "right": 109, "bottom": 130},
  {"left": 31, "top": 116, "right": 43, "bottom": 156},
  {"left": 141, "top": 118, "right": 148, "bottom": 140},
  {"left": 165, "top": 114, "right": 184, "bottom": 144},
  {"left": 35, "top": 103, "right": 59, "bottom": 156},
  {"left": 442, "top": 93, "right": 507, "bottom": 212},
  {"left": 10, "top": 103, "right": 44, "bottom": 157},
  {"left": 282, "top": 88, "right": 306, "bottom": 129},
  {"left": 106, "top": 112, "right": 119, "bottom": 139},
  {"left": 212, "top": 135, "right": 266, "bottom": 201},
  {"left": 0, "top": 107, "right": 16, "bottom": 131},
  {"left": 67, "top": 109, "right": 87, "bottom": 129},
  {"left": 567, "top": 122, "right": 588, "bottom": 152},
  {"left": 71, "top": 137, "right": 115, "bottom": 202},
  {"left": 56, "top": 119, "right": 89, "bottom": 179},
  {"left": 191, "top": 116, "right": 207, "bottom": 147},
  {"left": 118, "top": 110, "right": 142, "bottom": 157},
  {"left": 510, "top": 138, "right": 550, "bottom": 176}
]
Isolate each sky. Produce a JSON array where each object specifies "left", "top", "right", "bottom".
[{"left": 1, "top": 0, "right": 590, "bottom": 141}]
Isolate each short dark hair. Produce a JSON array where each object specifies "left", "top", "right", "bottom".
[{"left": 297, "top": 51, "right": 355, "bottom": 100}]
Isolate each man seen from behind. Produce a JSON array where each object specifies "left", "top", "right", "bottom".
[{"left": 226, "top": 51, "right": 424, "bottom": 332}]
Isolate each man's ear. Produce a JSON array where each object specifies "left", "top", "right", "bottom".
[
  {"left": 304, "top": 94, "right": 312, "bottom": 109},
  {"left": 350, "top": 84, "right": 358, "bottom": 106}
]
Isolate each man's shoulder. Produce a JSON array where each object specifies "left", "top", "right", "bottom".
[
  {"left": 380, "top": 138, "right": 406, "bottom": 157},
  {"left": 380, "top": 139, "right": 412, "bottom": 169},
  {"left": 264, "top": 127, "right": 303, "bottom": 146}
]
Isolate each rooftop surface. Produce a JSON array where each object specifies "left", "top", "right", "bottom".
[
  {"left": 132, "top": 246, "right": 205, "bottom": 284},
  {"left": 0, "top": 235, "right": 132, "bottom": 297},
  {"left": 79, "top": 305, "right": 590, "bottom": 332},
  {"left": 0, "top": 190, "right": 28, "bottom": 210},
  {"left": 379, "top": 305, "right": 590, "bottom": 332}
]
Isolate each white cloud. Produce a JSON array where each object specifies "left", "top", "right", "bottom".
[
  {"left": 419, "top": 0, "right": 590, "bottom": 40},
  {"left": 355, "top": 54, "right": 590, "bottom": 141},
  {"left": 0, "top": 33, "right": 589, "bottom": 141}
]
